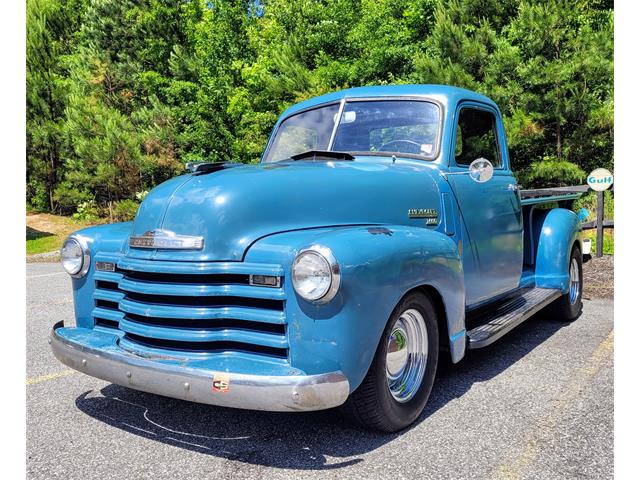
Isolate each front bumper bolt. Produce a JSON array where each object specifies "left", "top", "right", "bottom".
[
  {"left": 81, "top": 359, "right": 87, "bottom": 367},
  {"left": 184, "top": 382, "right": 190, "bottom": 391}
]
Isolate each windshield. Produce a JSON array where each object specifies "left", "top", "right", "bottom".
[{"left": 263, "top": 100, "right": 440, "bottom": 163}]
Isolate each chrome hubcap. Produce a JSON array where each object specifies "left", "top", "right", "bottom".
[
  {"left": 569, "top": 258, "right": 580, "bottom": 305},
  {"left": 386, "top": 308, "right": 428, "bottom": 403}
]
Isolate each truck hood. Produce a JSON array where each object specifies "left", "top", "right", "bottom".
[{"left": 125, "top": 160, "right": 442, "bottom": 261}]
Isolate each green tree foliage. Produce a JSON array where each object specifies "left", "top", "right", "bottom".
[
  {"left": 26, "top": 0, "right": 614, "bottom": 215},
  {"left": 27, "top": 0, "right": 87, "bottom": 211},
  {"left": 521, "top": 158, "right": 586, "bottom": 189},
  {"left": 412, "top": 0, "right": 613, "bottom": 174}
]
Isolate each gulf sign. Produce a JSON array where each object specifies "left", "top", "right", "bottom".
[{"left": 587, "top": 168, "right": 613, "bottom": 191}]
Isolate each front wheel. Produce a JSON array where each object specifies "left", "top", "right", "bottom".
[
  {"left": 548, "top": 245, "right": 583, "bottom": 321},
  {"left": 341, "top": 292, "right": 439, "bottom": 432}
]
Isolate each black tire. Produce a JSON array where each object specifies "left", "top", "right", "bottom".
[
  {"left": 548, "top": 245, "right": 583, "bottom": 321},
  {"left": 341, "top": 292, "right": 439, "bottom": 432}
]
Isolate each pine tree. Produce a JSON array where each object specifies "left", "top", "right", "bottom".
[{"left": 27, "top": 0, "right": 87, "bottom": 211}]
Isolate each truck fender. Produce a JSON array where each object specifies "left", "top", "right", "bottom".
[
  {"left": 68, "top": 222, "right": 133, "bottom": 327},
  {"left": 533, "top": 208, "right": 581, "bottom": 292},
  {"left": 245, "top": 225, "right": 466, "bottom": 391}
]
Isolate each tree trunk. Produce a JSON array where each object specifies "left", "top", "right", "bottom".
[
  {"left": 555, "top": 41, "right": 562, "bottom": 160},
  {"left": 48, "top": 149, "right": 55, "bottom": 212},
  {"left": 556, "top": 121, "right": 562, "bottom": 160}
]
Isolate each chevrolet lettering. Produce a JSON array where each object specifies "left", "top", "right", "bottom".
[
  {"left": 129, "top": 229, "right": 204, "bottom": 250},
  {"left": 52, "top": 85, "right": 584, "bottom": 432},
  {"left": 408, "top": 208, "right": 438, "bottom": 218}
]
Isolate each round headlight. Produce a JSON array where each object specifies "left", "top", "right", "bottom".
[
  {"left": 60, "top": 237, "right": 90, "bottom": 278},
  {"left": 292, "top": 245, "right": 340, "bottom": 303}
]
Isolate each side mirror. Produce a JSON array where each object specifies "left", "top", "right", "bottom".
[{"left": 469, "top": 158, "right": 493, "bottom": 183}]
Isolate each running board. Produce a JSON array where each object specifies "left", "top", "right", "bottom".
[{"left": 467, "top": 288, "right": 562, "bottom": 349}]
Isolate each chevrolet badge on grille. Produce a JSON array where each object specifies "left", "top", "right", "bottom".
[{"left": 129, "top": 229, "right": 204, "bottom": 249}]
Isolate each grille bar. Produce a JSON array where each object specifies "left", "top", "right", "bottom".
[
  {"left": 118, "top": 317, "right": 288, "bottom": 348},
  {"left": 124, "top": 312, "right": 286, "bottom": 333},
  {"left": 121, "top": 333, "right": 288, "bottom": 358},
  {"left": 95, "top": 271, "right": 124, "bottom": 283},
  {"left": 117, "top": 257, "right": 284, "bottom": 276},
  {"left": 118, "top": 298, "right": 286, "bottom": 324},
  {"left": 118, "top": 277, "right": 286, "bottom": 300},
  {"left": 93, "top": 288, "right": 125, "bottom": 303},
  {"left": 91, "top": 306, "right": 124, "bottom": 323}
]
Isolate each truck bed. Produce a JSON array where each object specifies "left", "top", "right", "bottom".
[{"left": 519, "top": 186, "right": 586, "bottom": 206}]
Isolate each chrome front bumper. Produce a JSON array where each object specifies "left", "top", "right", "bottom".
[{"left": 50, "top": 322, "right": 350, "bottom": 412}]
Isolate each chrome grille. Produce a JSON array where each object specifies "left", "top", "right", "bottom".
[{"left": 91, "top": 255, "right": 288, "bottom": 359}]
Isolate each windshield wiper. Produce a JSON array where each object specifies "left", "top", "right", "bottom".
[{"left": 289, "top": 150, "right": 355, "bottom": 162}]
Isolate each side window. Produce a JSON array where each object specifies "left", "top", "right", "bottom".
[{"left": 455, "top": 108, "right": 501, "bottom": 167}]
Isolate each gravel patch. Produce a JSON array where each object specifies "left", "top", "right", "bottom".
[
  {"left": 27, "top": 251, "right": 60, "bottom": 263},
  {"left": 583, "top": 255, "right": 614, "bottom": 300}
]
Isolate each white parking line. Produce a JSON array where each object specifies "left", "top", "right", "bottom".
[{"left": 27, "top": 272, "right": 65, "bottom": 279}]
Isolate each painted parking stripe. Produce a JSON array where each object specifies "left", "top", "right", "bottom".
[
  {"left": 26, "top": 369, "right": 77, "bottom": 385},
  {"left": 494, "top": 329, "right": 614, "bottom": 479},
  {"left": 27, "top": 272, "right": 66, "bottom": 279}
]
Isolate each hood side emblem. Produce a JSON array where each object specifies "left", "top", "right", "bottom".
[
  {"left": 408, "top": 208, "right": 439, "bottom": 227},
  {"left": 129, "top": 229, "right": 204, "bottom": 250}
]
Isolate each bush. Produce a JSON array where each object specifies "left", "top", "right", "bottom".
[
  {"left": 112, "top": 199, "right": 140, "bottom": 222},
  {"left": 520, "top": 158, "right": 586, "bottom": 189},
  {"left": 26, "top": 179, "right": 50, "bottom": 212},
  {"left": 54, "top": 181, "right": 94, "bottom": 215},
  {"left": 135, "top": 190, "right": 149, "bottom": 202},
  {"left": 573, "top": 190, "right": 614, "bottom": 222},
  {"left": 72, "top": 200, "right": 100, "bottom": 222}
]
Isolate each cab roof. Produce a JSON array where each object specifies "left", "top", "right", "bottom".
[{"left": 280, "top": 84, "right": 498, "bottom": 119}]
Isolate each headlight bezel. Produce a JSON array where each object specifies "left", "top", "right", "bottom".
[
  {"left": 292, "top": 244, "right": 341, "bottom": 304},
  {"left": 60, "top": 236, "right": 90, "bottom": 278}
]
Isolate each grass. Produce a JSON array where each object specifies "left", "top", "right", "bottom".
[
  {"left": 573, "top": 191, "right": 614, "bottom": 255},
  {"left": 26, "top": 212, "right": 95, "bottom": 256},
  {"left": 583, "top": 229, "right": 614, "bottom": 255},
  {"left": 26, "top": 234, "right": 64, "bottom": 255}
]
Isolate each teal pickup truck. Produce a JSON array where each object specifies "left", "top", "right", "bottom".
[{"left": 52, "top": 85, "right": 583, "bottom": 432}]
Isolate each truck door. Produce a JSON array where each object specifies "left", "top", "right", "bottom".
[{"left": 446, "top": 103, "right": 523, "bottom": 306}]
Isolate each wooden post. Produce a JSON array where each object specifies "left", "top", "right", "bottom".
[{"left": 596, "top": 190, "right": 604, "bottom": 257}]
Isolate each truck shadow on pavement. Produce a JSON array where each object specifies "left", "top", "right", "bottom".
[{"left": 75, "top": 312, "right": 569, "bottom": 471}]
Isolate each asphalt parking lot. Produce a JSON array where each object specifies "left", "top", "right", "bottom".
[{"left": 26, "top": 262, "right": 613, "bottom": 479}]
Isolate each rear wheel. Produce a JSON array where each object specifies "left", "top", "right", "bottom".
[
  {"left": 341, "top": 292, "right": 439, "bottom": 432},
  {"left": 548, "top": 245, "right": 583, "bottom": 321}
]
